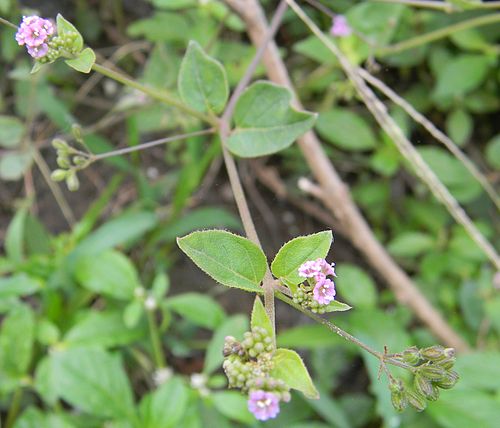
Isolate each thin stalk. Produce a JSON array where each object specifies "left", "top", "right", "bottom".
[
  {"left": 5, "top": 387, "right": 23, "bottom": 428},
  {"left": 377, "top": 13, "right": 500, "bottom": 56},
  {"left": 147, "top": 310, "right": 166, "bottom": 369},
  {"left": 276, "top": 293, "right": 416, "bottom": 372},
  {"left": 218, "top": 0, "right": 289, "bottom": 338},
  {"left": 0, "top": 16, "right": 17, "bottom": 29},
  {"left": 33, "top": 150, "right": 75, "bottom": 226},
  {"left": 373, "top": 0, "right": 500, "bottom": 10},
  {"left": 91, "top": 128, "right": 215, "bottom": 161},
  {"left": 91, "top": 63, "right": 217, "bottom": 126}
]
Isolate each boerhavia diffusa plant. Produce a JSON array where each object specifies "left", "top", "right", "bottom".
[{"left": 5, "top": 8, "right": 462, "bottom": 424}]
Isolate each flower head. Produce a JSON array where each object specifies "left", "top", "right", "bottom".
[
  {"left": 330, "top": 15, "right": 352, "bottom": 37},
  {"left": 248, "top": 390, "right": 280, "bottom": 421},
  {"left": 298, "top": 258, "right": 336, "bottom": 281},
  {"left": 313, "top": 277, "right": 336, "bottom": 305},
  {"left": 15, "top": 15, "right": 55, "bottom": 59},
  {"left": 27, "top": 43, "right": 49, "bottom": 58}
]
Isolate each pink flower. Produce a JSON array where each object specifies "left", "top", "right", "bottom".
[
  {"left": 298, "top": 258, "right": 336, "bottom": 281},
  {"left": 330, "top": 15, "right": 352, "bottom": 37},
  {"left": 248, "top": 390, "right": 280, "bottom": 421},
  {"left": 27, "top": 43, "right": 49, "bottom": 58},
  {"left": 313, "top": 277, "right": 336, "bottom": 305}
]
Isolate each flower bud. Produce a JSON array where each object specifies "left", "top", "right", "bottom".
[
  {"left": 419, "top": 364, "right": 446, "bottom": 381},
  {"left": 52, "top": 138, "right": 69, "bottom": 151},
  {"left": 406, "top": 389, "right": 427, "bottom": 412},
  {"left": 57, "top": 155, "right": 70, "bottom": 168},
  {"left": 435, "top": 370, "right": 459, "bottom": 390},
  {"left": 421, "top": 345, "right": 446, "bottom": 362},
  {"left": 438, "top": 355, "right": 456, "bottom": 370},
  {"left": 390, "top": 389, "right": 408, "bottom": 412},
  {"left": 72, "top": 156, "right": 88, "bottom": 166},
  {"left": 402, "top": 346, "right": 421, "bottom": 365},
  {"left": 414, "top": 373, "right": 433, "bottom": 399},
  {"left": 71, "top": 123, "right": 83, "bottom": 142},
  {"left": 66, "top": 173, "right": 79, "bottom": 191},
  {"left": 51, "top": 169, "right": 67, "bottom": 182}
]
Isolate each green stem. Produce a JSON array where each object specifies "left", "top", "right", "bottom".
[
  {"left": 91, "top": 63, "right": 217, "bottom": 126},
  {"left": 147, "top": 310, "right": 166, "bottom": 369},
  {"left": 377, "top": 13, "right": 500, "bottom": 56},
  {"left": 5, "top": 387, "right": 23, "bottom": 428},
  {"left": 0, "top": 16, "right": 17, "bottom": 29}
]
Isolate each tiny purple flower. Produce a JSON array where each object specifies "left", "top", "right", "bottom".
[
  {"left": 248, "top": 390, "right": 280, "bottom": 421},
  {"left": 298, "top": 258, "right": 336, "bottom": 280},
  {"left": 27, "top": 43, "right": 49, "bottom": 59},
  {"left": 330, "top": 15, "right": 352, "bottom": 37},
  {"left": 313, "top": 277, "right": 336, "bottom": 305}
]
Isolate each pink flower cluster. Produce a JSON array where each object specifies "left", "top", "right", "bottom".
[
  {"left": 248, "top": 390, "right": 280, "bottom": 421},
  {"left": 299, "top": 258, "right": 336, "bottom": 305},
  {"left": 15, "top": 15, "right": 55, "bottom": 58},
  {"left": 330, "top": 15, "right": 352, "bottom": 37}
]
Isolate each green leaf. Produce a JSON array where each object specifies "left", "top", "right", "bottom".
[
  {"left": 204, "top": 314, "right": 248, "bottom": 374},
  {"left": 52, "top": 347, "right": 135, "bottom": 419},
  {"left": 277, "top": 324, "right": 343, "bottom": 349},
  {"left": 251, "top": 296, "right": 273, "bottom": 338},
  {"left": 5, "top": 207, "right": 27, "bottom": 264},
  {"left": 166, "top": 292, "right": 225, "bottom": 329},
  {"left": 0, "top": 304, "right": 35, "bottom": 377},
  {"left": 0, "top": 115, "right": 24, "bottom": 148},
  {"left": 124, "top": 301, "right": 144, "bottom": 328},
  {"left": 271, "top": 348, "right": 319, "bottom": 399},
  {"left": 178, "top": 40, "right": 229, "bottom": 114},
  {"left": 335, "top": 264, "right": 377, "bottom": 308},
  {"left": 271, "top": 231, "right": 332, "bottom": 286},
  {"left": 387, "top": 231, "right": 435, "bottom": 258},
  {"left": 226, "top": 81, "right": 317, "bottom": 157},
  {"left": 139, "top": 377, "right": 189, "bottom": 428},
  {"left": 485, "top": 134, "right": 500, "bottom": 169},
  {"left": 453, "top": 352, "right": 500, "bottom": 391},
  {"left": 0, "top": 274, "right": 41, "bottom": 299},
  {"left": 0, "top": 150, "right": 33, "bottom": 181},
  {"left": 177, "top": 230, "right": 267, "bottom": 292},
  {"left": 322, "top": 300, "right": 352, "bottom": 313},
  {"left": 65, "top": 47, "right": 96, "bottom": 73},
  {"left": 433, "top": 54, "right": 490, "bottom": 101},
  {"left": 64, "top": 311, "right": 143, "bottom": 348},
  {"left": 316, "top": 109, "right": 377, "bottom": 151},
  {"left": 446, "top": 109, "right": 472, "bottom": 147},
  {"left": 212, "top": 391, "right": 254, "bottom": 424},
  {"left": 74, "top": 250, "right": 140, "bottom": 300},
  {"left": 152, "top": 272, "right": 169, "bottom": 300},
  {"left": 36, "top": 319, "right": 60, "bottom": 346},
  {"left": 56, "top": 14, "right": 83, "bottom": 52}
]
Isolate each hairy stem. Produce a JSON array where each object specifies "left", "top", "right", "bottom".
[
  {"left": 91, "top": 63, "right": 217, "bottom": 126},
  {"left": 378, "top": 13, "right": 500, "bottom": 56}
]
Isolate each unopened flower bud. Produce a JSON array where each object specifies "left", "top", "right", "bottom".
[
  {"left": 419, "top": 364, "right": 446, "bottom": 381},
  {"left": 414, "top": 374, "right": 433, "bottom": 399},
  {"left": 402, "top": 346, "right": 421, "bottom": 365},
  {"left": 406, "top": 389, "right": 427, "bottom": 412},
  {"left": 52, "top": 138, "right": 69, "bottom": 151},
  {"left": 72, "top": 156, "right": 88, "bottom": 166},
  {"left": 71, "top": 123, "right": 83, "bottom": 142},
  {"left": 51, "top": 169, "right": 67, "bottom": 182},
  {"left": 57, "top": 155, "right": 70, "bottom": 168},
  {"left": 438, "top": 355, "right": 456, "bottom": 370},
  {"left": 66, "top": 172, "right": 79, "bottom": 191},
  {"left": 435, "top": 370, "right": 459, "bottom": 389},
  {"left": 421, "top": 345, "right": 446, "bottom": 362}
]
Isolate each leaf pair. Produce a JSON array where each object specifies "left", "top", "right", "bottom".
[{"left": 178, "top": 41, "right": 317, "bottom": 157}]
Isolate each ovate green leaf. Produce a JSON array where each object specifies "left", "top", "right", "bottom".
[
  {"left": 177, "top": 230, "right": 267, "bottom": 292},
  {"left": 56, "top": 14, "right": 83, "bottom": 52},
  {"left": 251, "top": 296, "right": 273, "bottom": 339},
  {"left": 65, "top": 47, "right": 96, "bottom": 73},
  {"left": 166, "top": 292, "right": 225, "bottom": 329},
  {"left": 0, "top": 115, "right": 24, "bottom": 148},
  {"left": 227, "top": 81, "right": 316, "bottom": 157}
]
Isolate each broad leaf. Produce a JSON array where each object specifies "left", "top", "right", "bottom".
[
  {"left": 226, "top": 81, "right": 317, "bottom": 157},
  {"left": 271, "top": 348, "right": 319, "bottom": 399},
  {"left": 52, "top": 347, "right": 135, "bottom": 419},
  {"left": 271, "top": 231, "right": 332, "bottom": 286},
  {"left": 64, "top": 311, "right": 143, "bottom": 348},
  {"left": 5, "top": 207, "right": 27, "bottom": 264},
  {"left": 335, "top": 264, "right": 377, "bottom": 308},
  {"left": 74, "top": 250, "right": 139, "bottom": 300},
  {"left": 0, "top": 115, "right": 24, "bottom": 148},
  {"left": 166, "top": 292, "right": 225, "bottom": 329},
  {"left": 139, "top": 377, "right": 189, "bottom": 428},
  {"left": 0, "top": 304, "right": 35, "bottom": 377},
  {"left": 178, "top": 40, "right": 228, "bottom": 114},
  {"left": 177, "top": 230, "right": 267, "bottom": 292},
  {"left": 251, "top": 296, "right": 273, "bottom": 339},
  {"left": 0, "top": 274, "right": 41, "bottom": 299},
  {"left": 65, "top": 47, "right": 96, "bottom": 73},
  {"left": 322, "top": 300, "right": 352, "bottom": 313},
  {"left": 212, "top": 391, "right": 254, "bottom": 424},
  {"left": 0, "top": 150, "right": 33, "bottom": 181}
]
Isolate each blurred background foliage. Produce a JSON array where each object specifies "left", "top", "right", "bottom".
[{"left": 0, "top": 0, "right": 499, "bottom": 427}]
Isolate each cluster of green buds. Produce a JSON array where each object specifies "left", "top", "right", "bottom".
[
  {"left": 50, "top": 125, "right": 92, "bottom": 191},
  {"left": 389, "top": 345, "right": 458, "bottom": 412},
  {"left": 39, "top": 30, "right": 82, "bottom": 64},
  {"left": 222, "top": 327, "right": 291, "bottom": 403}
]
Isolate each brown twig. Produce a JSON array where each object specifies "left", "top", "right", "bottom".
[{"left": 224, "top": 0, "right": 470, "bottom": 352}]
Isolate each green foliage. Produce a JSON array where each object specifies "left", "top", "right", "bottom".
[
  {"left": 178, "top": 41, "right": 229, "bottom": 114},
  {"left": 227, "top": 81, "right": 317, "bottom": 157},
  {"left": 251, "top": 296, "right": 274, "bottom": 339},
  {"left": 65, "top": 47, "right": 96, "bottom": 73},
  {"left": 177, "top": 230, "right": 267, "bottom": 292}
]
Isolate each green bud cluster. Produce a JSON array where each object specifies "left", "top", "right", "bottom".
[
  {"left": 39, "top": 33, "right": 82, "bottom": 64},
  {"left": 222, "top": 328, "right": 290, "bottom": 399},
  {"left": 50, "top": 133, "right": 92, "bottom": 192},
  {"left": 292, "top": 284, "right": 327, "bottom": 314},
  {"left": 389, "top": 345, "right": 459, "bottom": 412}
]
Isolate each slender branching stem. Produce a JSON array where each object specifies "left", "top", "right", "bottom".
[
  {"left": 5, "top": 387, "right": 23, "bottom": 428},
  {"left": 147, "top": 310, "right": 167, "bottom": 369},
  {"left": 91, "top": 63, "right": 217, "bottom": 126},
  {"left": 0, "top": 16, "right": 17, "bottom": 29},
  {"left": 373, "top": 0, "right": 500, "bottom": 11}
]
